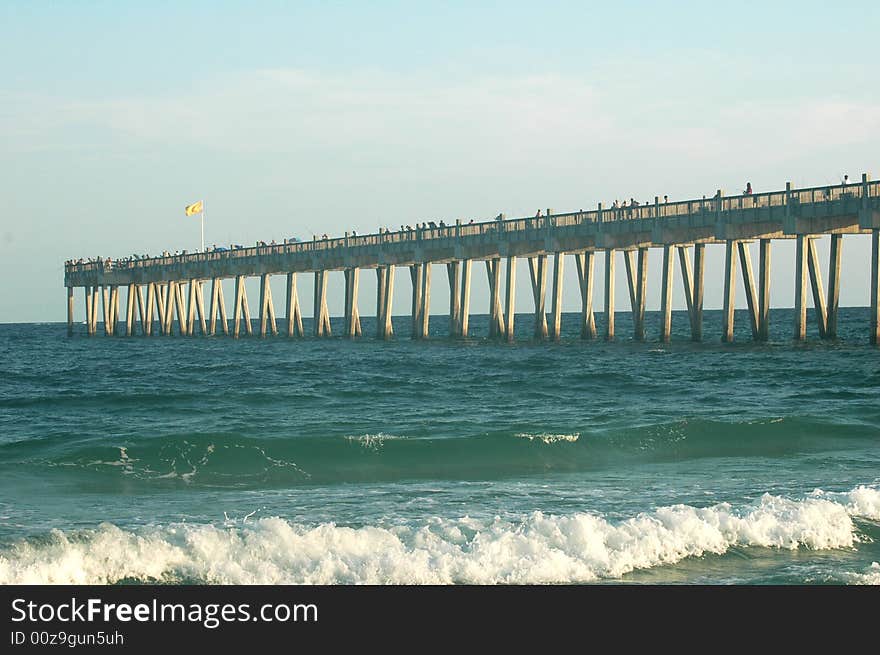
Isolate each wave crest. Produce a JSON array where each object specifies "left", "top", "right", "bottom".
[
  {"left": 514, "top": 433, "right": 580, "bottom": 444},
  {"left": 1, "top": 485, "right": 877, "bottom": 585}
]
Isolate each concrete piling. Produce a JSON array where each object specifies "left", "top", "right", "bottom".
[
  {"left": 419, "top": 262, "right": 431, "bottom": 339},
  {"left": 550, "top": 252, "right": 564, "bottom": 340},
  {"left": 660, "top": 245, "right": 674, "bottom": 342},
  {"left": 575, "top": 252, "right": 596, "bottom": 339},
  {"left": 381, "top": 265, "right": 395, "bottom": 339},
  {"left": 635, "top": 248, "right": 648, "bottom": 341},
  {"left": 504, "top": 255, "right": 516, "bottom": 342},
  {"left": 722, "top": 240, "right": 737, "bottom": 342},
  {"left": 794, "top": 235, "right": 807, "bottom": 341},
  {"left": 826, "top": 235, "right": 841, "bottom": 339},
  {"left": 604, "top": 249, "right": 615, "bottom": 341},
  {"left": 486, "top": 259, "right": 504, "bottom": 339},
  {"left": 459, "top": 260, "right": 472, "bottom": 338},
  {"left": 314, "top": 270, "right": 329, "bottom": 337},
  {"left": 125, "top": 284, "right": 136, "bottom": 337},
  {"left": 758, "top": 240, "right": 771, "bottom": 341},
  {"left": 806, "top": 238, "right": 828, "bottom": 339},
  {"left": 737, "top": 242, "right": 760, "bottom": 341},
  {"left": 528, "top": 255, "right": 549, "bottom": 339},
  {"left": 447, "top": 261, "right": 461, "bottom": 338},
  {"left": 286, "top": 272, "right": 304, "bottom": 337},
  {"left": 871, "top": 229, "right": 879, "bottom": 345},
  {"left": 410, "top": 265, "right": 423, "bottom": 339}
]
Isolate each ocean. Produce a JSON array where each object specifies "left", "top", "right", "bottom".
[{"left": 0, "top": 307, "right": 878, "bottom": 585}]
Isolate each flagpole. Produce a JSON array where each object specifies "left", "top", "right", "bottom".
[{"left": 201, "top": 199, "right": 206, "bottom": 252}]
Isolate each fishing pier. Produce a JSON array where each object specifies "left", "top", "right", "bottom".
[{"left": 64, "top": 174, "right": 880, "bottom": 344}]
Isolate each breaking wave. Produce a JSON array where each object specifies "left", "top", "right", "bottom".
[{"left": 2, "top": 485, "right": 877, "bottom": 585}]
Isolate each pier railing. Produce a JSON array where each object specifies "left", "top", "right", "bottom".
[{"left": 65, "top": 179, "right": 879, "bottom": 276}]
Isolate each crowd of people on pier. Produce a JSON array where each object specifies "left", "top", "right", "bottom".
[{"left": 66, "top": 176, "right": 864, "bottom": 273}]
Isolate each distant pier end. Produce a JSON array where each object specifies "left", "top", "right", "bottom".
[{"left": 65, "top": 174, "right": 880, "bottom": 344}]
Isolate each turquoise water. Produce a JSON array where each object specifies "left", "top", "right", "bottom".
[{"left": 0, "top": 308, "right": 878, "bottom": 584}]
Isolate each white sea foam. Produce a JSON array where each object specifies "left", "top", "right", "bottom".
[
  {"left": 344, "top": 433, "right": 405, "bottom": 450},
  {"left": 810, "top": 485, "right": 880, "bottom": 520},
  {"left": 515, "top": 432, "right": 580, "bottom": 444},
  {"left": 847, "top": 562, "right": 880, "bottom": 585},
  {"left": 1, "top": 485, "right": 877, "bottom": 585}
]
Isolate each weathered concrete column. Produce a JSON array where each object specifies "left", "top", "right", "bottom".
[
  {"left": 635, "top": 247, "right": 648, "bottom": 341},
  {"left": 343, "top": 269, "right": 351, "bottom": 336},
  {"left": 83, "top": 287, "right": 92, "bottom": 336},
  {"left": 575, "top": 252, "right": 596, "bottom": 339},
  {"left": 185, "top": 280, "right": 197, "bottom": 335},
  {"left": 419, "top": 262, "right": 431, "bottom": 339},
  {"left": 550, "top": 252, "right": 564, "bottom": 340},
  {"left": 86, "top": 287, "right": 94, "bottom": 335},
  {"left": 84, "top": 286, "right": 92, "bottom": 336},
  {"left": 623, "top": 250, "right": 637, "bottom": 328},
  {"left": 234, "top": 277, "right": 244, "bottom": 338},
  {"left": 678, "top": 246, "right": 694, "bottom": 338},
  {"left": 486, "top": 258, "right": 504, "bottom": 339},
  {"left": 65, "top": 287, "right": 74, "bottom": 336},
  {"left": 136, "top": 285, "right": 146, "bottom": 336},
  {"left": 722, "top": 240, "right": 738, "bottom": 342},
  {"left": 737, "top": 242, "right": 760, "bottom": 341},
  {"left": 286, "top": 272, "right": 304, "bottom": 337},
  {"left": 344, "top": 268, "right": 360, "bottom": 338},
  {"left": 692, "top": 243, "right": 705, "bottom": 341},
  {"left": 110, "top": 286, "right": 121, "bottom": 336},
  {"left": 382, "top": 265, "right": 395, "bottom": 339},
  {"left": 166, "top": 283, "right": 176, "bottom": 335},
  {"left": 871, "top": 229, "right": 879, "bottom": 345},
  {"left": 794, "top": 234, "right": 807, "bottom": 341},
  {"left": 160, "top": 283, "right": 171, "bottom": 335},
  {"left": 145, "top": 284, "right": 156, "bottom": 336},
  {"left": 528, "top": 255, "right": 548, "bottom": 339},
  {"left": 166, "top": 282, "right": 176, "bottom": 335},
  {"left": 313, "top": 271, "right": 330, "bottom": 337},
  {"left": 260, "top": 273, "right": 278, "bottom": 337},
  {"left": 167, "top": 282, "right": 179, "bottom": 335},
  {"left": 459, "top": 260, "right": 472, "bottom": 337},
  {"left": 157, "top": 284, "right": 169, "bottom": 335},
  {"left": 376, "top": 267, "right": 386, "bottom": 337},
  {"left": 174, "top": 281, "right": 188, "bottom": 336},
  {"left": 410, "top": 264, "right": 423, "bottom": 339},
  {"left": 353, "top": 272, "right": 362, "bottom": 337},
  {"left": 604, "top": 249, "right": 615, "bottom": 340},
  {"left": 758, "top": 239, "right": 771, "bottom": 341},
  {"left": 209, "top": 279, "right": 219, "bottom": 335},
  {"left": 826, "top": 234, "right": 842, "bottom": 339},
  {"left": 196, "top": 281, "right": 208, "bottom": 336},
  {"left": 210, "top": 278, "right": 229, "bottom": 336},
  {"left": 447, "top": 262, "right": 461, "bottom": 338},
  {"left": 624, "top": 248, "right": 648, "bottom": 339},
  {"left": 504, "top": 255, "right": 516, "bottom": 342},
  {"left": 91, "top": 286, "right": 100, "bottom": 336},
  {"left": 235, "top": 275, "right": 253, "bottom": 338},
  {"left": 125, "top": 284, "right": 136, "bottom": 337},
  {"left": 806, "top": 238, "right": 828, "bottom": 339},
  {"left": 101, "top": 286, "right": 111, "bottom": 336},
  {"left": 660, "top": 245, "right": 674, "bottom": 342},
  {"left": 259, "top": 275, "right": 268, "bottom": 336}
]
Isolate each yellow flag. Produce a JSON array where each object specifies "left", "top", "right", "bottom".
[{"left": 185, "top": 200, "right": 203, "bottom": 216}]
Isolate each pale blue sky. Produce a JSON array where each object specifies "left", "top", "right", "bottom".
[{"left": 1, "top": 1, "right": 879, "bottom": 323}]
